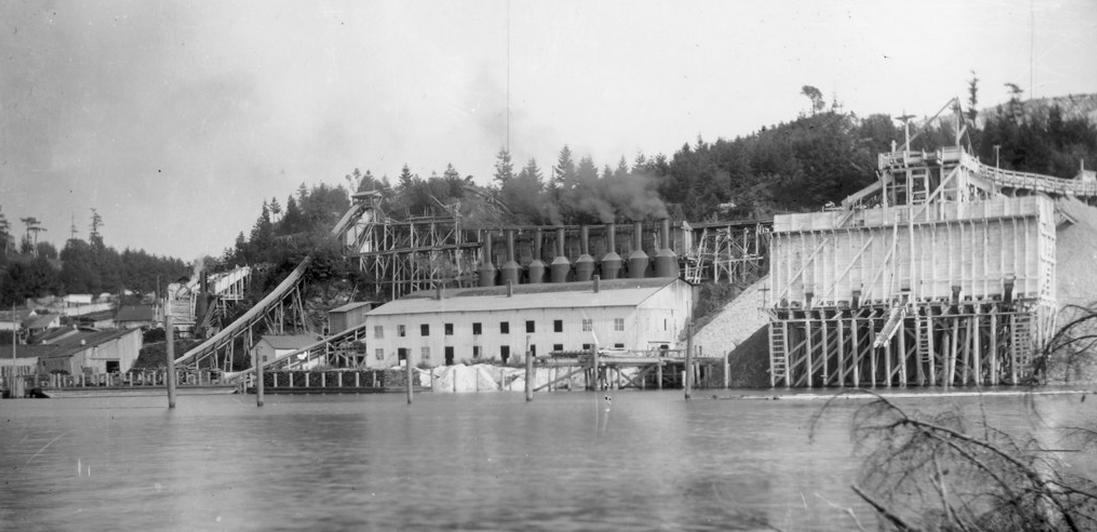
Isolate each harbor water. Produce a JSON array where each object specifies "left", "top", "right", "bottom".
[{"left": 1, "top": 390, "right": 1093, "bottom": 531}]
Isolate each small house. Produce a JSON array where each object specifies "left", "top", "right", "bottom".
[
  {"left": 327, "top": 301, "right": 374, "bottom": 335},
  {"left": 252, "top": 334, "right": 320, "bottom": 368},
  {"left": 115, "top": 305, "right": 156, "bottom": 329},
  {"left": 0, "top": 328, "right": 142, "bottom": 374}
]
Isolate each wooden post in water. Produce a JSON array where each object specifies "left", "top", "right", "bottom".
[
  {"left": 684, "top": 320, "right": 694, "bottom": 400},
  {"left": 165, "top": 312, "right": 177, "bottom": 409},
  {"left": 405, "top": 353, "right": 414, "bottom": 404},
  {"left": 255, "top": 350, "right": 264, "bottom": 407},
  {"left": 525, "top": 348, "right": 534, "bottom": 402},
  {"left": 591, "top": 342, "right": 600, "bottom": 392}
]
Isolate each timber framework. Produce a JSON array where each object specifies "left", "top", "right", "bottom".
[{"left": 767, "top": 101, "right": 1096, "bottom": 387}]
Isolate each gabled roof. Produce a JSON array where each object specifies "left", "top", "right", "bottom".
[
  {"left": 0, "top": 328, "right": 140, "bottom": 360},
  {"left": 330, "top": 301, "right": 375, "bottom": 313},
  {"left": 259, "top": 334, "right": 319, "bottom": 350},
  {"left": 23, "top": 313, "right": 61, "bottom": 330},
  {"left": 115, "top": 305, "right": 155, "bottom": 322},
  {"left": 367, "top": 277, "right": 682, "bottom": 317}
]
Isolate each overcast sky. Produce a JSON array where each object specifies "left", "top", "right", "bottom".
[{"left": 2, "top": 0, "right": 1095, "bottom": 261}]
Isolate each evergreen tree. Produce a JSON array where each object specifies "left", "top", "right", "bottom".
[{"left": 493, "top": 148, "right": 515, "bottom": 184}]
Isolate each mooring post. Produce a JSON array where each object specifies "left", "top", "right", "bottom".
[
  {"left": 591, "top": 342, "right": 600, "bottom": 392},
  {"left": 166, "top": 312, "right": 177, "bottom": 409},
  {"left": 684, "top": 320, "right": 694, "bottom": 400},
  {"left": 724, "top": 352, "right": 730, "bottom": 389},
  {"left": 255, "top": 350, "right": 264, "bottom": 407},
  {"left": 525, "top": 349, "right": 534, "bottom": 402},
  {"left": 405, "top": 354, "right": 414, "bottom": 405}
]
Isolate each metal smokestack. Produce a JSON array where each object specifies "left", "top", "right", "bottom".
[
  {"left": 550, "top": 227, "right": 570, "bottom": 283},
  {"left": 478, "top": 231, "right": 496, "bottom": 287},
  {"left": 654, "top": 219, "right": 679, "bottom": 278},
  {"left": 628, "top": 222, "right": 649, "bottom": 279},
  {"left": 574, "top": 226, "right": 594, "bottom": 282},
  {"left": 600, "top": 223, "right": 622, "bottom": 280},
  {"left": 500, "top": 230, "right": 520, "bottom": 286},
  {"left": 527, "top": 228, "right": 545, "bottom": 284}
]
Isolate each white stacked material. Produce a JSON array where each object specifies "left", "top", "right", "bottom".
[{"left": 688, "top": 276, "right": 770, "bottom": 359}]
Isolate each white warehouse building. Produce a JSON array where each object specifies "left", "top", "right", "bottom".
[{"left": 362, "top": 278, "right": 693, "bottom": 368}]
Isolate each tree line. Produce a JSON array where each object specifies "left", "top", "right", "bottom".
[
  {"left": 0, "top": 209, "right": 189, "bottom": 307},
  {"left": 3, "top": 81, "right": 1094, "bottom": 308}
]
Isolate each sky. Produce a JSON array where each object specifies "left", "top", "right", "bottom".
[{"left": 2, "top": 0, "right": 1096, "bottom": 262}]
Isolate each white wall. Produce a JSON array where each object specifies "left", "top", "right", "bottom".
[{"left": 363, "top": 282, "right": 692, "bottom": 368}]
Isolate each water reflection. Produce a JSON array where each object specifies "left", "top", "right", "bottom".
[{"left": 0, "top": 391, "right": 1092, "bottom": 530}]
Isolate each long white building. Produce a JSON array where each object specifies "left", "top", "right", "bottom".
[{"left": 362, "top": 278, "right": 693, "bottom": 368}]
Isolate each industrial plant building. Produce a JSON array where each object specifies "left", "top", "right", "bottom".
[{"left": 361, "top": 277, "right": 692, "bottom": 369}]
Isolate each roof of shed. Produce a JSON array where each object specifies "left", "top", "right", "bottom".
[
  {"left": 115, "top": 305, "right": 155, "bottom": 322},
  {"left": 259, "top": 334, "right": 319, "bottom": 350},
  {"left": 367, "top": 277, "right": 681, "bottom": 317},
  {"left": 329, "top": 301, "right": 375, "bottom": 313},
  {"left": 0, "top": 328, "right": 139, "bottom": 360}
]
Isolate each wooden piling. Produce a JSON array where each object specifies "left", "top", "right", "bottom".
[
  {"left": 405, "top": 357, "right": 414, "bottom": 404},
  {"left": 684, "top": 320, "right": 694, "bottom": 400},
  {"left": 590, "top": 343, "right": 600, "bottom": 392},
  {"left": 166, "top": 313, "right": 177, "bottom": 409},
  {"left": 525, "top": 350, "right": 534, "bottom": 402},
  {"left": 255, "top": 351, "right": 264, "bottom": 407}
]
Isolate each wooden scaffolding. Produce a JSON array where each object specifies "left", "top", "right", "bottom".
[{"left": 768, "top": 145, "right": 1059, "bottom": 387}]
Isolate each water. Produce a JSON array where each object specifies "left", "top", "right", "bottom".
[{"left": 1, "top": 390, "right": 1093, "bottom": 531}]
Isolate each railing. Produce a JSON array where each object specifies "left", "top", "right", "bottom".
[{"left": 2, "top": 370, "right": 230, "bottom": 392}]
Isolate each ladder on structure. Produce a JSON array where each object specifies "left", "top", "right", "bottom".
[
  {"left": 686, "top": 228, "right": 709, "bottom": 284},
  {"left": 769, "top": 323, "right": 789, "bottom": 387},
  {"left": 1010, "top": 313, "right": 1034, "bottom": 382},
  {"left": 916, "top": 313, "right": 934, "bottom": 384},
  {"left": 909, "top": 167, "right": 930, "bottom": 204}
]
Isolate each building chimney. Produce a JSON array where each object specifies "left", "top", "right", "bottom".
[
  {"left": 628, "top": 222, "right": 649, "bottom": 279},
  {"left": 593, "top": 274, "right": 600, "bottom": 293},
  {"left": 435, "top": 284, "right": 444, "bottom": 301},
  {"left": 478, "top": 231, "right": 496, "bottom": 287},
  {"left": 654, "top": 219, "right": 679, "bottom": 278},
  {"left": 500, "top": 230, "right": 520, "bottom": 286},
  {"left": 527, "top": 228, "right": 545, "bottom": 284},
  {"left": 550, "top": 227, "right": 570, "bottom": 283},
  {"left": 574, "top": 225, "right": 595, "bottom": 282},
  {"left": 506, "top": 280, "right": 514, "bottom": 297},
  {"left": 601, "top": 223, "right": 622, "bottom": 280}
]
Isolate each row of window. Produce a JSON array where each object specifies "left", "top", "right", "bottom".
[
  {"left": 374, "top": 342, "right": 627, "bottom": 362},
  {"left": 375, "top": 318, "right": 625, "bottom": 339}
]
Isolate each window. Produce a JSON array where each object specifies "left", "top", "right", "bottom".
[
  {"left": 582, "top": 343, "right": 592, "bottom": 351},
  {"left": 473, "top": 345, "right": 481, "bottom": 359},
  {"left": 529, "top": 345, "right": 536, "bottom": 357},
  {"left": 553, "top": 343, "right": 563, "bottom": 352},
  {"left": 374, "top": 325, "right": 384, "bottom": 339},
  {"left": 375, "top": 348, "right": 384, "bottom": 361},
  {"left": 526, "top": 320, "right": 535, "bottom": 333},
  {"left": 472, "top": 322, "right": 482, "bottom": 335},
  {"left": 420, "top": 324, "right": 430, "bottom": 336},
  {"left": 582, "top": 319, "right": 592, "bottom": 332},
  {"left": 553, "top": 319, "right": 563, "bottom": 332},
  {"left": 500, "top": 345, "right": 510, "bottom": 362},
  {"left": 613, "top": 318, "right": 625, "bottom": 331},
  {"left": 444, "top": 323, "right": 453, "bottom": 336},
  {"left": 664, "top": 319, "right": 667, "bottom": 331},
  {"left": 614, "top": 343, "right": 625, "bottom": 348},
  {"left": 500, "top": 321, "right": 510, "bottom": 334},
  {"left": 397, "top": 325, "right": 406, "bottom": 337},
  {"left": 444, "top": 346, "right": 454, "bottom": 365},
  {"left": 421, "top": 347, "right": 431, "bottom": 360}
]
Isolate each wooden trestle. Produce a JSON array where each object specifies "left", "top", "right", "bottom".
[{"left": 768, "top": 301, "right": 1038, "bottom": 388}]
